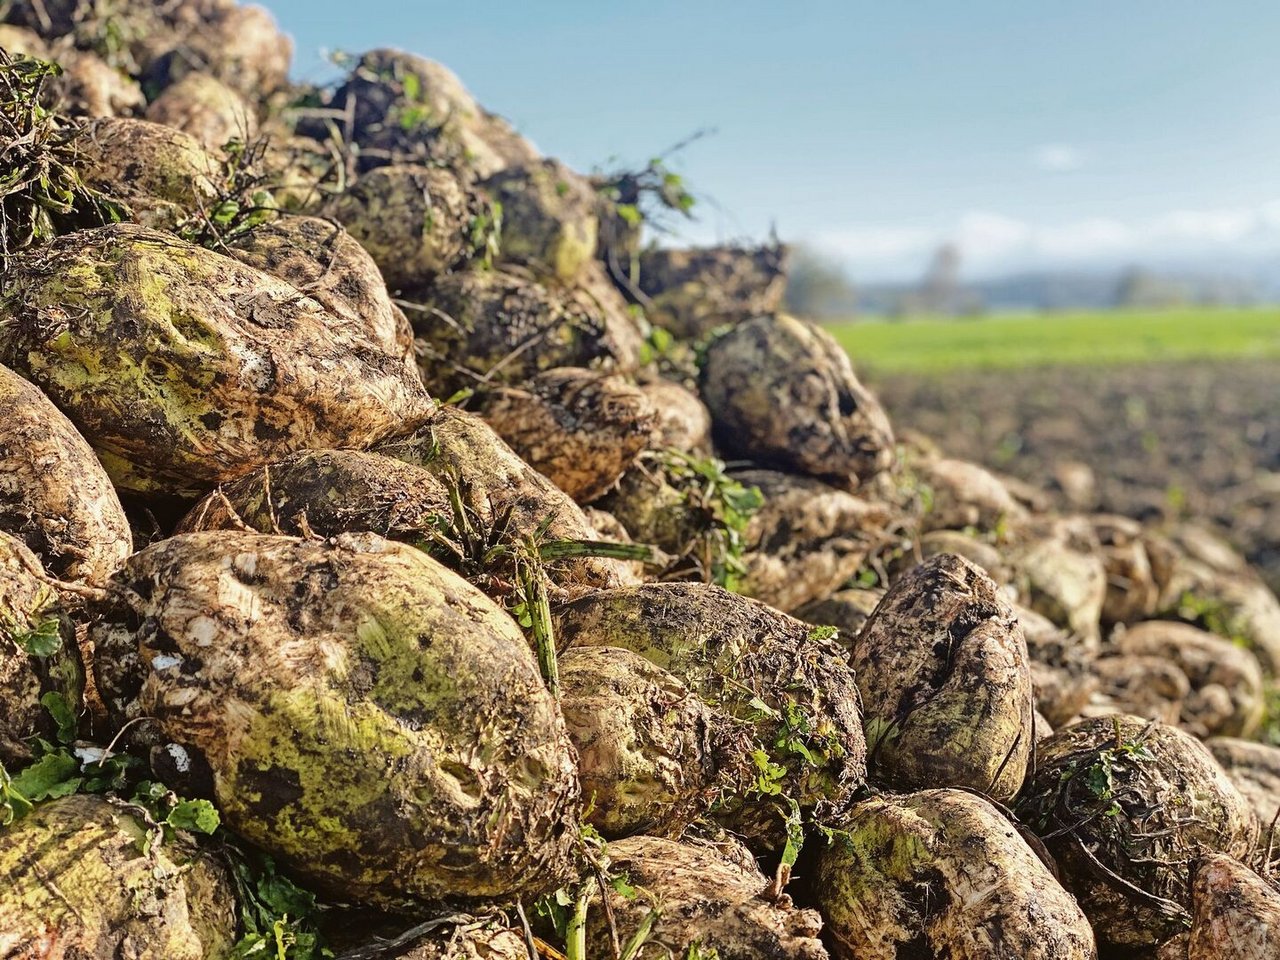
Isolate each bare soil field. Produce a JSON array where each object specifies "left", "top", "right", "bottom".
[{"left": 869, "top": 359, "right": 1280, "bottom": 591}]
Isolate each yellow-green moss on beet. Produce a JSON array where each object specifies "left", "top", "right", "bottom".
[
  {"left": 0, "top": 224, "right": 434, "bottom": 498},
  {"left": 815, "top": 789, "right": 1095, "bottom": 960},
  {"left": 0, "top": 794, "right": 237, "bottom": 959},
  {"left": 480, "top": 159, "right": 599, "bottom": 283},
  {"left": 90, "top": 531, "right": 580, "bottom": 910},
  {"left": 75, "top": 117, "right": 221, "bottom": 229},
  {"left": 554, "top": 581, "right": 867, "bottom": 851}
]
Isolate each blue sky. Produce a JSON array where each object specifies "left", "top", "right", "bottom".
[{"left": 263, "top": 1, "right": 1280, "bottom": 281}]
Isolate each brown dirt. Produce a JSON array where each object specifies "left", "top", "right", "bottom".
[{"left": 868, "top": 359, "right": 1280, "bottom": 592}]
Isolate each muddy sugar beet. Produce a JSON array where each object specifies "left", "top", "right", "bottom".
[
  {"left": 90, "top": 531, "right": 580, "bottom": 909},
  {"left": 0, "top": 362, "right": 131, "bottom": 584},
  {"left": 0, "top": 225, "right": 434, "bottom": 498},
  {"left": 477, "top": 366, "right": 657, "bottom": 503},
  {"left": 815, "top": 789, "right": 1096, "bottom": 960},
  {"left": 700, "top": 313, "right": 895, "bottom": 486},
  {"left": 1185, "top": 854, "right": 1280, "bottom": 960},
  {"left": 1017, "top": 714, "right": 1259, "bottom": 954},
  {"left": 0, "top": 794, "right": 237, "bottom": 959},
  {"left": 411, "top": 262, "right": 643, "bottom": 398},
  {"left": 585, "top": 835, "right": 829, "bottom": 960},
  {"left": 554, "top": 582, "right": 867, "bottom": 850},
  {"left": 854, "top": 552, "right": 1034, "bottom": 801},
  {"left": 558, "top": 645, "right": 721, "bottom": 839}
]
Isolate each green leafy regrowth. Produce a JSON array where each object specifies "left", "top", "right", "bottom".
[
  {"left": 0, "top": 720, "right": 328, "bottom": 959},
  {"left": 83, "top": 2, "right": 141, "bottom": 72},
  {"left": 5, "top": 747, "right": 79, "bottom": 805},
  {"left": 725, "top": 690, "right": 848, "bottom": 878},
  {"left": 659, "top": 450, "right": 764, "bottom": 592},
  {"left": 851, "top": 567, "right": 880, "bottom": 588},
  {"left": 176, "top": 136, "right": 279, "bottom": 250},
  {"left": 2, "top": 595, "right": 84, "bottom": 756},
  {"left": 467, "top": 198, "right": 502, "bottom": 267},
  {"left": 1178, "top": 590, "right": 1250, "bottom": 648},
  {"left": 225, "top": 842, "right": 331, "bottom": 960},
  {"left": 0, "top": 761, "right": 34, "bottom": 826},
  {"left": 0, "top": 675, "right": 219, "bottom": 841},
  {"left": 637, "top": 324, "right": 701, "bottom": 388},
  {"left": 419, "top": 465, "right": 652, "bottom": 588},
  {"left": 0, "top": 50, "right": 125, "bottom": 285},
  {"left": 533, "top": 822, "right": 647, "bottom": 960},
  {"left": 806, "top": 625, "right": 839, "bottom": 644},
  {"left": 0, "top": 743, "right": 222, "bottom": 867},
  {"left": 592, "top": 130, "right": 707, "bottom": 295},
  {"left": 1082, "top": 736, "right": 1156, "bottom": 818},
  {"left": 40, "top": 691, "right": 76, "bottom": 742},
  {"left": 595, "top": 151, "right": 699, "bottom": 233},
  {"left": 2, "top": 598, "right": 62, "bottom": 658},
  {"left": 394, "top": 66, "right": 434, "bottom": 133},
  {"left": 1023, "top": 717, "right": 1158, "bottom": 832},
  {"left": 131, "top": 780, "right": 222, "bottom": 846},
  {"left": 617, "top": 907, "right": 659, "bottom": 960},
  {"left": 417, "top": 466, "right": 654, "bottom": 692},
  {"left": 0, "top": 729, "right": 220, "bottom": 842},
  {"left": 637, "top": 325, "right": 676, "bottom": 367}
]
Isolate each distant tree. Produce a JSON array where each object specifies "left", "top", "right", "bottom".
[
  {"left": 783, "top": 244, "right": 859, "bottom": 319},
  {"left": 919, "top": 243, "right": 962, "bottom": 313},
  {"left": 1195, "top": 274, "right": 1258, "bottom": 307},
  {"left": 1114, "top": 266, "right": 1188, "bottom": 308},
  {"left": 913, "top": 243, "right": 983, "bottom": 316}
]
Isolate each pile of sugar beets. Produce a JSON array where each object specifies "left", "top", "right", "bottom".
[{"left": 2, "top": 3, "right": 1280, "bottom": 959}]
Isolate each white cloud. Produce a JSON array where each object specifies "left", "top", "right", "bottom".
[
  {"left": 811, "top": 200, "right": 1280, "bottom": 281},
  {"left": 1034, "top": 143, "right": 1086, "bottom": 173}
]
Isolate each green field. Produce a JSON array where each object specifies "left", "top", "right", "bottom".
[{"left": 826, "top": 307, "right": 1280, "bottom": 374}]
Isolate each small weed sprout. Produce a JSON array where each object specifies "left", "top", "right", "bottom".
[
  {"left": 655, "top": 450, "right": 764, "bottom": 593},
  {"left": 593, "top": 130, "right": 707, "bottom": 295},
  {"left": 415, "top": 464, "right": 654, "bottom": 693},
  {"left": 0, "top": 50, "right": 125, "bottom": 285},
  {"left": 175, "top": 136, "right": 279, "bottom": 250},
  {"left": 1177, "top": 590, "right": 1250, "bottom": 649}
]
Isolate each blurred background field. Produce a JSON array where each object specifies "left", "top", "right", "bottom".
[
  {"left": 829, "top": 308, "right": 1280, "bottom": 372},
  {"left": 837, "top": 316, "right": 1280, "bottom": 594}
]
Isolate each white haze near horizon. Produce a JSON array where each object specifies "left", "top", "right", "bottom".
[{"left": 798, "top": 200, "right": 1280, "bottom": 283}]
